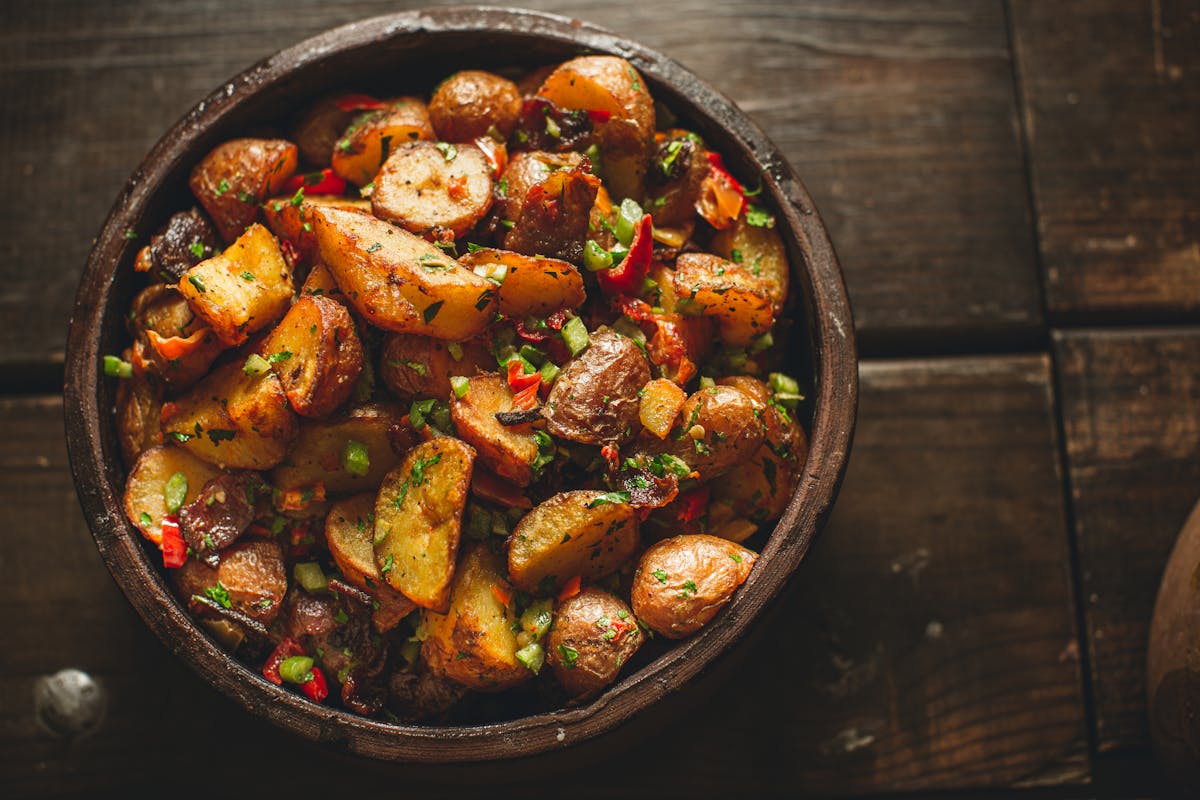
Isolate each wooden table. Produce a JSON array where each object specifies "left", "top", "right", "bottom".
[{"left": 3, "top": 1, "right": 1196, "bottom": 795}]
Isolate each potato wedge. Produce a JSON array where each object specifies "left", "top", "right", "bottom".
[
  {"left": 429, "top": 70, "right": 523, "bottom": 142},
  {"left": 449, "top": 373, "right": 538, "bottom": 487},
  {"left": 290, "top": 96, "right": 355, "bottom": 168},
  {"left": 330, "top": 97, "right": 435, "bottom": 186},
  {"left": 374, "top": 438, "right": 475, "bottom": 612},
  {"left": 269, "top": 402, "right": 409, "bottom": 496},
  {"left": 178, "top": 223, "right": 294, "bottom": 347},
  {"left": 300, "top": 261, "right": 343, "bottom": 299},
  {"left": 325, "top": 494, "right": 417, "bottom": 632},
  {"left": 631, "top": 534, "right": 756, "bottom": 638},
  {"left": 123, "top": 444, "right": 223, "bottom": 544},
  {"left": 544, "top": 329, "right": 650, "bottom": 446},
  {"left": 127, "top": 285, "right": 225, "bottom": 388},
  {"left": 508, "top": 490, "right": 640, "bottom": 594},
  {"left": 371, "top": 140, "right": 494, "bottom": 239},
  {"left": 638, "top": 378, "right": 686, "bottom": 440},
  {"left": 115, "top": 371, "right": 163, "bottom": 467},
  {"left": 259, "top": 294, "right": 363, "bottom": 417},
  {"left": 262, "top": 194, "right": 370, "bottom": 269},
  {"left": 672, "top": 252, "right": 775, "bottom": 346},
  {"left": 161, "top": 358, "right": 298, "bottom": 470},
  {"left": 457, "top": 248, "right": 585, "bottom": 318},
  {"left": 421, "top": 543, "right": 530, "bottom": 691},
  {"left": 189, "top": 138, "right": 298, "bottom": 242},
  {"left": 312, "top": 206, "right": 498, "bottom": 340},
  {"left": 709, "top": 210, "right": 790, "bottom": 312},
  {"left": 379, "top": 333, "right": 491, "bottom": 401},
  {"left": 504, "top": 163, "right": 600, "bottom": 264}
]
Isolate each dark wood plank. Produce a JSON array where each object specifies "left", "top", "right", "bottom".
[
  {"left": 1053, "top": 328, "right": 1200, "bottom": 752},
  {"left": 0, "top": 0, "right": 1038, "bottom": 375},
  {"left": 1011, "top": 0, "right": 1200, "bottom": 318},
  {"left": 3, "top": 354, "right": 1089, "bottom": 795}
]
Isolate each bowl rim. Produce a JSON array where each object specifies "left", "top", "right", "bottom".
[{"left": 63, "top": 5, "right": 857, "bottom": 762}]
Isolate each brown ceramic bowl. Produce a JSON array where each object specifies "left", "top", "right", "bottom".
[{"left": 63, "top": 7, "right": 856, "bottom": 762}]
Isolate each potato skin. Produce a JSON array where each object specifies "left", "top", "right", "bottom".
[
  {"left": 260, "top": 294, "right": 363, "bottom": 418},
  {"left": 503, "top": 163, "right": 600, "bottom": 264},
  {"left": 189, "top": 138, "right": 298, "bottom": 242},
  {"left": 631, "top": 535, "right": 756, "bottom": 638},
  {"left": 457, "top": 248, "right": 585, "bottom": 318},
  {"left": 544, "top": 329, "right": 651, "bottom": 446},
  {"left": 372, "top": 140, "right": 494, "bottom": 239},
  {"left": 379, "top": 333, "right": 491, "bottom": 401},
  {"left": 330, "top": 97, "right": 435, "bottom": 186},
  {"left": 495, "top": 151, "right": 585, "bottom": 222},
  {"left": 634, "top": 384, "right": 764, "bottom": 479},
  {"left": 646, "top": 134, "right": 709, "bottom": 228},
  {"left": 290, "top": 96, "right": 355, "bottom": 167},
  {"left": 546, "top": 587, "right": 642, "bottom": 696},
  {"left": 429, "top": 70, "right": 523, "bottom": 142},
  {"left": 115, "top": 371, "right": 163, "bottom": 467}
]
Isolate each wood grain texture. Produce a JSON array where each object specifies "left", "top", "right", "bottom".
[
  {"left": 1011, "top": 0, "right": 1200, "bottom": 318},
  {"left": 0, "top": 0, "right": 1038, "bottom": 373},
  {"left": 4, "top": 354, "right": 1091, "bottom": 795},
  {"left": 1054, "top": 328, "right": 1200, "bottom": 752}
]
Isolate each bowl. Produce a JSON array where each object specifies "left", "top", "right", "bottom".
[{"left": 63, "top": 6, "right": 857, "bottom": 762}]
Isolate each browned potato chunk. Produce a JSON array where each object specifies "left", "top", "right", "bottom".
[
  {"left": 709, "top": 211, "right": 790, "bottom": 312},
  {"left": 178, "top": 223, "right": 294, "bottom": 347},
  {"left": 495, "top": 151, "right": 585, "bottom": 222},
  {"left": 324, "top": 494, "right": 417, "bottom": 632},
  {"left": 504, "top": 163, "right": 600, "bottom": 264},
  {"left": 127, "top": 285, "right": 225, "bottom": 388},
  {"left": 646, "top": 133, "right": 709, "bottom": 228},
  {"left": 189, "top": 138, "right": 298, "bottom": 242},
  {"left": 330, "top": 97, "right": 435, "bottom": 186},
  {"left": 372, "top": 141, "right": 494, "bottom": 239},
  {"left": 508, "top": 490, "right": 640, "bottom": 593},
  {"left": 421, "top": 543, "right": 530, "bottom": 691},
  {"left": 546, "top": 587, "right": 643, "bottom": 697},
  {"left": 262, "top": 194, "right": 370, "bottom": 269},
  {"left": 449, "top": 373, "right": 538, "bottom": 487},
  {"left": 544, "top": 329, "right": 650, "bottom": 446},
  {"left": 429, "top": 70, "right": 523, "bottom": 142},
  {"left": 161, "top": 359, "right": 298, "bottom": 470},
  {"left": 631, "top": 534, "right": 756, "bottom": 638},
  {"left": 215, "top": 540, "right": 289, "bottom": 625},
  {"left": 300, "top": 261, "right": 342, "bottom": 299},
  {"left": 718, "top": 375, "right": 808, "bottom": 467},
  {"left": 123, "top": 445, "right": 223, "bottom": 543},
  {"left": 290, "top": 96, "right": 355, "bottom": 167},
  {"left": 269, "top": 402, "right": 408, "bottom": 496},
  {"left": 638, "top": 378, "right": 686, "bottom": 440},
  {"left": 672, "top": 252, "right": 775, "bottom": 346},
  {"left": 379, "top": 333, "right": 491, "bottom": 401},
  {"left": 312, "top": 206, "right": 498, "bottom": 340},
  {"left": 634, "top": 385, "right": 764, "bottom": 479},
  {"left": 374, "top": 438, "right": 475, "bottom": 612},
  {"left": 536, "top": 57, "right": 655, "bottom": 200},
  {"left": 115, "top": 371, "right": 163, "bottom": 467},
  {"left": 259, "top": 294, "right": 362, "bottom": 417},
  {"left": 457, "top": 248, "right": 585, "bottom": 318}
]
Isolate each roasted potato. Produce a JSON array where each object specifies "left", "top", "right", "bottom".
[
  {"left": 638, "top": 377, "right": 686, "bottom": 440},
  {"left": 504, "top": 163, "right": 600, "bottom": 264},
  {"left": 331, "top": 97, "right": 435, "bottom": 186},
  {"left": 709, "top": 210, "right": 790, "bottom": 313},
  {"left": 214, "top": 540, "right": 289, "bottom": 625},
  {"left": 269, "top": 402, "right": 409, "bottom": 496},
  {"left": 178, "top": 472, "right": 258, "bottom": 567},
  {"left": 672, "top": 252, "right": 775, "bottom": 346},
  {"left": 189, "top": 138, "right": 298, "bottom": 242},
  {"left": 646, "top": 133, "right": 709, "bottom": 228},
  {"left": 290, "top": 96, "right": 356, "bottom": 168},
  {"left": 508, "top": 490, "right": 640, "bottom": 593},
  {"left": 115, "top": 371, "right": 163, "bottom": 466},
  {"left": 178, "top": 223, "right": 295, "bottom": 347},
  {"left": 262, "top": 194, "right": 370, "bottom": 269},
  {"left": 457, "top": 248, "right": 585, "bottom": 318},
  {"left": 546, "top": 587, "right": 642, "bottom": 696},
  {"left": 372, "top": 140, "right": 494, "bottom": 239},
  {"left": 495, "top": 151, "right": 586, "bottom": 222},
  {"left": 429, "top": 70, "right": 523, "bottom": 143},
  {"left": 374, "top": 438, "right": 475, "bottom": 612},
  {"left": 312, "top": 206, "right": 498, "bottom": 340},
  {"left": 633, "top": 384, "right": 764, "bottom": 479},
  {"left": 161, "top": 358, "right": 298, "bottom": 470},
  {"left": 388, "top": 667, "right": 469, "bottom": 722},
  {"left": 420, "top": 543, "right": 530, "bottom": 691},
  {"left": 300, "top": 261, "right": 342, "bottom": 299},
  {"left": 133, "top": 207, "right": 220, "bottom": 284},
  {"left": 449, "top": 373, "right": 539, "bottom": 487},
  {"left": 544, "top": 329, "right": 650, "bottom": 446},
  {"left": 536, "top": 56, "right": 655, "bottom": 200},
  {"left": 259, "top": 294, "right": 363, "bottom": 418},
  {"left": 123, "top": 444, "right": 223, "bottom": 543},
  {"left": 718, "top": 375, "right": 808, "bottom": 466},
  {"left": 127, "top": 285, "right": 225, "bottom": 388},
  {"left": 631, "top": 534, "right": 756, "bottom": 638},
  {"left": 324, "top": 494, "right": 417, "bottom": 632},
  {"left": 379, "top": 333, "right": 491, "bottom": 401}
]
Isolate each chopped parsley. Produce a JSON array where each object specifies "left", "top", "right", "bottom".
[
  {"left": 587, "top": 491, "right": 630, "bottom": 508},
  {"left": 203, "top": 582, "right": 232, "bottom": 609},
  {"left": 557, "top": 643, "right": 579, "bottom": 668},
  {"left": 745, "top": 204, "right": 775, "bottom": 228},
  {"left": 410, "top": 454, "right": 442, "bottom": 486},
  {"left": 268, "top": 351, "right": 292, "bottom": 364},
  {"left": 381, "top": 553, "right": 395, "bottom": 574},
  {"left": 423, "top": 300, "right": 445, "bottom": 323},
  {"left": 652, "top": 569, "right": 668, "bottom": 584},
  {"left": 188, "top": 241, "right": 206, "bottom": 259},
  {"left": 187, "top": 275, "right": 207, "bottom": 293}
]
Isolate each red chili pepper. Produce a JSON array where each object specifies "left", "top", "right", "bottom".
[
  {"left": 160, "top": 515, "right": 187, "bottom": 568},
  {"left": 279, "top": 239, "right": 299, "bottom": 271},
  {"left": 586, "top": 109, "right": 612, "bottom": 124},
  {"left": 283, "top": 167, "right": 347, "bottom": 196},
  {"left": 596, "top": 214, "right": 653, "bottom": 296},
  {"left": 513, "top": 318, "right": 550, "bottom": 343},
  {"left": 473, "top": 136, "right": 508, "bottom": 178},
  {"left": 491, "top": 582, "right": 514, "bottom": 607},
  {"left": 262, "top": 637, "right": 306, "bottom": 685},
  {"left": 334, "top": 93, "right": 387, "bottom": 112},
  {"left": 557, "top": 575, "right": 582, "bottom": 603},
  {"left": 511, "top": 382, "right": 540, "bottom": 411},
  {"left": 600, "top": 444, "right": 620, "bottom": 473},
  {"left": 301, "top": 666, "right": 329, "bottom": 702},
  {"left": 676, "top": 486, "right": 710, "bottom": 525},
  {"left": 607, "top": 617, "right": 636, "bottom": 643},
  {"left": 506, "top": 359, "right": 541, "bottom": 394}
]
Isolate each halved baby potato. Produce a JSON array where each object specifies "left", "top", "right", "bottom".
[
  {"left": 330, "top": 97, "right": 435, "bottom": 186},
  {"left": 269, "top": 402, "right": 409, "bottom": 496},
  {"left": 449, "top": 373, "right": 538, "bottom": 487},
  {"left": 503, "top": 164, "right": 600, "bottom": 264},
  {"left": 123, "top": 444, "right": 223, "bottom": 543},
  {"left": 457, "top": 248, "right": 585, "bottom": 318},
  {"left": 259, "top": 294, "right": 363, "bottom": 418},
  {"left": 372, "top": 140, "right": 494, "bottom": 239},
  {"left": 631, "top": 534, "right": 756, "bottom": 639},
  {"left": 189, "top": 138, "right": 298, "bottom": 242},
  {"left": 428, "top": 70, "right": 523, "bottom": 142}
]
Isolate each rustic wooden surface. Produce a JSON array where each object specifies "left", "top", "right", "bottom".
[{"left": 2, "top": 0, "right": 1196, "bottom": 795}]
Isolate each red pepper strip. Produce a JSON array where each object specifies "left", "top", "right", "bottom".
[
  {"left": 334, "top": 93, "right": 387, "bottom": 112},
  {"left": 596, "top": 213, "right": 654, "bottom": 296},
  {"left": 301, "top": 667, "right": 329, "bottom": 702},
  {"left": 696, "top": 152, "right": 745, "bottom": 230},
  {"left": 600, "top": 444, "right": 620, "bottom": 473},
  {"left": 557, "top": 575, "right": 582, "bottom": 603},
  {"left": 612, "top": 295, "right": 657, "bottom": 324},
  {"left": 586, "top": 109, "right": 612, "bottom": 124},
  {"left": 146, "top": 327, "right": 212, "bottom": 361},
  {"left": 607, "top": 617, "right": 636, "bottom": 643},
  {"left": 262, "top": 637, "right": 306, "bottom": 685},
  {"left": 491, "top": 583, "right": 514, "bottom": 607},
  {"left": 506, "top": 358, "right": 541, "bottom": 393},
  {"left": 513, "top": 318, "right": 551, "bottom": 343},
  {"left": 676, "top": 485, "right": 710, "bottom": 525},
  {"left": 279, "top": 239, "right": 299, "bottom": 271},
  {"left": 511, "top": 382, "right": 540, "bottom": 411},
  {"left": 283, "top": 167, "right": 347, "bottom": 196},
  {"left": 473, "top": 136, "right": 508, "bottom": 178},
  {"left": 161, "top": 515, "right": 187, "bottom": 568}
]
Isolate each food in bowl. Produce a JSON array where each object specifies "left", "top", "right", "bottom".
[{"left": 105, "top": 54, "right": 808, "bottom": 720}]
